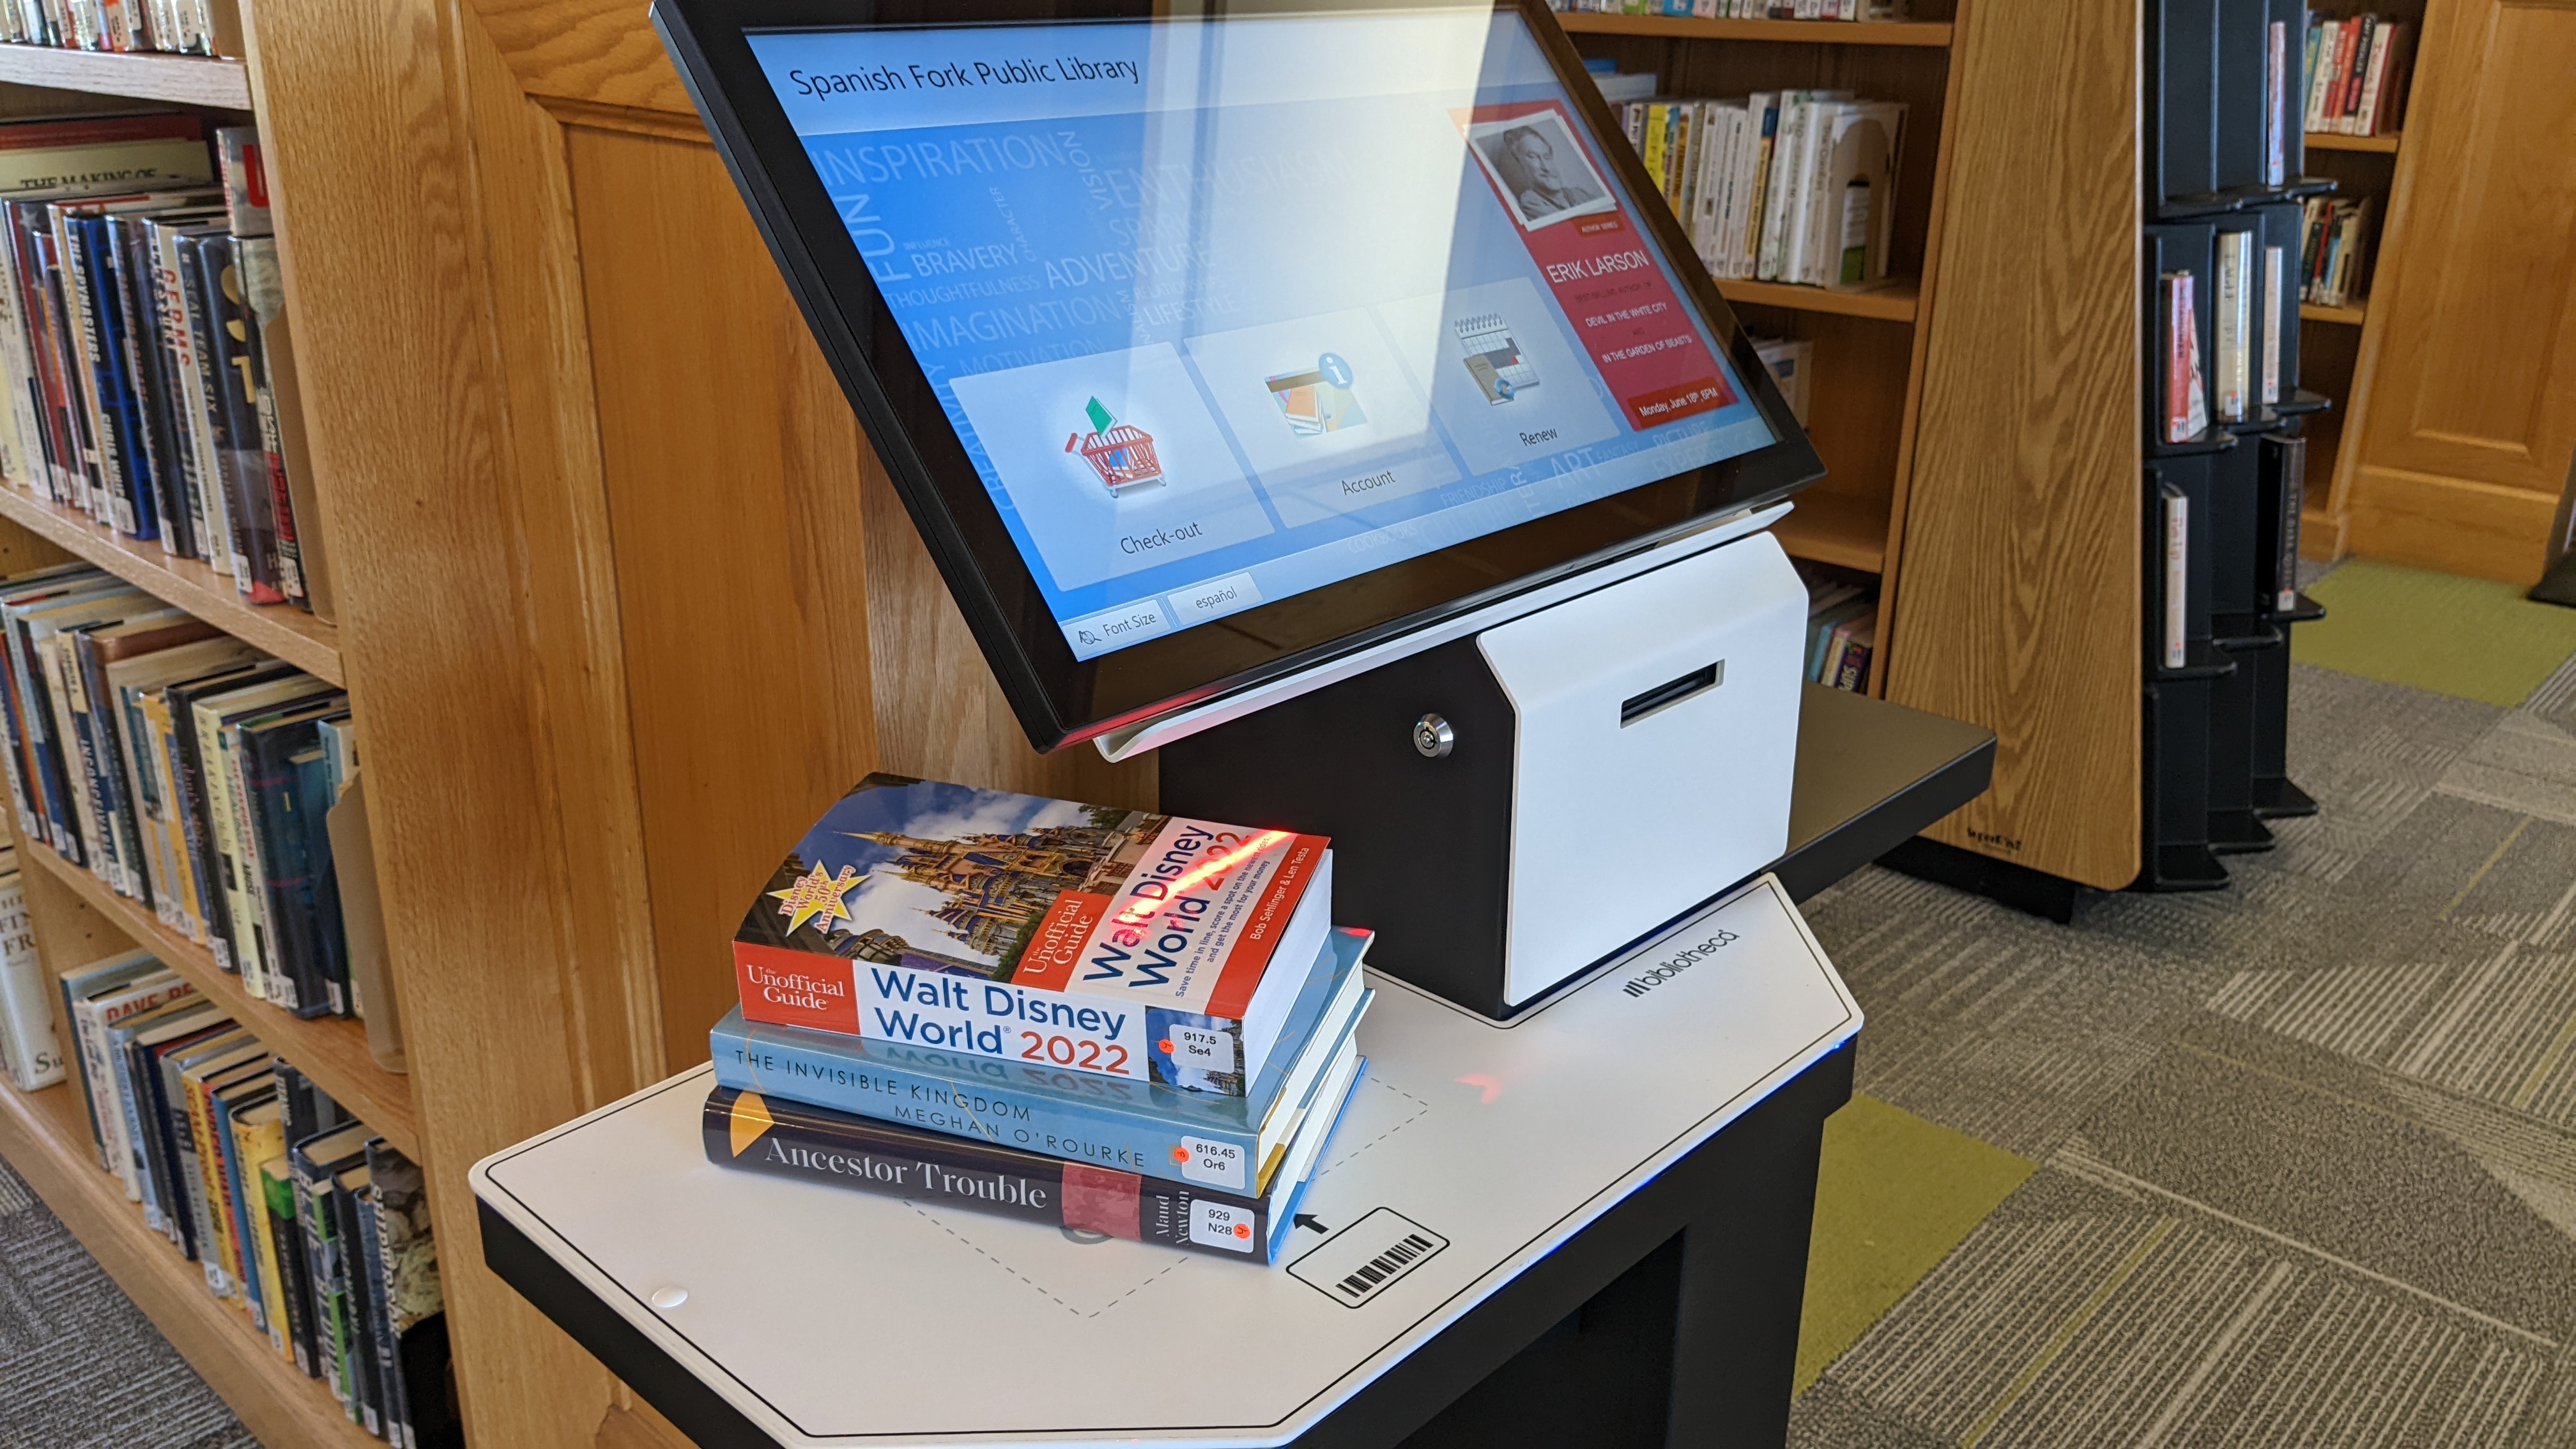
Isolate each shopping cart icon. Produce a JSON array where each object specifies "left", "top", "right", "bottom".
[{"left": 1066, "top": 396, "right": 1165, "bottom": 494}]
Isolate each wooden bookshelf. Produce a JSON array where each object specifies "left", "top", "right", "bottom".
[
  {"left": 1774, "top": 489, "right": 1890, "bottom": 572},
  {"left": 2301, "top": 300, "right": 2365, "bottom": 325},
  {"left": 1718, "top": 275, "right": 1919, "bottom": 323},
  {"left": 19, "top": 840, "right": 415, "bottom": 1160},
  {"left": 0, "top": 489, "right": 342, "bottom": 687},
  {"left": 1554, "top": 13, "right": 1954, "bottom": 45},
  {"left": 0, "top": 43, "right": 249, "bottom": 107},
  {"left": 2304, "top": 129, "right": 2400, "bottom": 153},
  {"left": 0, "top": 1076, "right": 376, "bottom": 1448}
]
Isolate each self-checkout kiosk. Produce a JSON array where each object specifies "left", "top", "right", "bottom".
[{"left": 661, "top": 0, "right": 1829, "bottom": 1020}]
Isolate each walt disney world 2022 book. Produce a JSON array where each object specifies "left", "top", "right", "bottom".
[{"left": 733, "top": 776, "right": 1333, "bottom": 1097}]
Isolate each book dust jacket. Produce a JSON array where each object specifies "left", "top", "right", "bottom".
[{"left": 733, "top": 775, "right": 1326, "bottom": 1095}]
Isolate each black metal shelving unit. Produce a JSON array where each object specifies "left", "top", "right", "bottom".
[{"left": 2138, "top": 0, "right": 2326, "bottom": 891}]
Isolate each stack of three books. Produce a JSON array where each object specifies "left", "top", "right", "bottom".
[{"left": 707, "top": 774, "right": 1370, "bottom": 1266}]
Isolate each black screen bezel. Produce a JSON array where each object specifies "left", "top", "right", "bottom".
[{"left": 652, "top": 0, "right": 1826, "bottom": 751}]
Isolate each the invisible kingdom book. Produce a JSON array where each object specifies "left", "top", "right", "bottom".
[{"left": 733, "top": 775, "right": 1331, "bottom": 1096}]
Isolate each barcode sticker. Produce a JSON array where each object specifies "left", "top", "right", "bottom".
[
  {"left": 1176, "top": 1135, "right": 1246, "bottom": 1190},
  {"left": 1289, "top": 1208, "right": 1448, "bottom": 1308}
]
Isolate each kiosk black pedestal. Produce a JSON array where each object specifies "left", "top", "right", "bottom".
[{"left": 474, "top": 688, "right": 1990, "bottom": 1449}]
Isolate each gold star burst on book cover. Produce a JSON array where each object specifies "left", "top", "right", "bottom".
[{"left": 770, "top": 862, "right": 862, "bottom": 935}]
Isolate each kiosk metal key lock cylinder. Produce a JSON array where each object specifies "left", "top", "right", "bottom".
[{"left": 654, "top": 0, "right": 1827, "bottom": 1020}]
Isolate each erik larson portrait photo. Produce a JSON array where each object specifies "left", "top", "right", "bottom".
[{"left": 1468, "top": 108, "right": 1618, "bottom": 231}]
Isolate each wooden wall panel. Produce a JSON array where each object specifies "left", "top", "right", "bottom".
[
  {"left": 564, "top": 124, "right": 885, "bottom": 1071},
  {"left": 2346, "top": 0, "right": 2576, "bottom": 585},
  {"left": 1883, "top": 0, "right": 2141, "bottom": 889}
]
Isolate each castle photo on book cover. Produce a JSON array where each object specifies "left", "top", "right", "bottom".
[{"left": 733, "top": 775, "right": 1331, "bottom": 1096}]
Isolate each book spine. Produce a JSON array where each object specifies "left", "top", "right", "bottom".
[
  {"left": 68, "top": 217, "right": 155, "bottom": 538},
  {"left": 291, "top": 1153, "right": 349, "bottom": 1407},
  {"left": 33, "top": 227, "right": 98, "bottom": 509},
  {"left": 109, "top": 218, "right": 189, "bottom": 558},
  {"left": 0, "top": 875, "right": 63, "bottom": 1089},
  {"left": 2162, "top": 482, "right": 2188, "bottom": 670},
  {"left": 2356, "top": 22, "right": 2393, "bottom": 137},
  {"left": 194, "top": 234, "right": 285, "bottom": 603},
  {"left": 2276, "top": 435, "right": 2305, "bottom": 614},
  {"left": 2338, "top": 16, "right": 2373, "bottom": 134},
  {"left": 355, "top": 1187, "right": 409, "bottom": 1445},
  {"left": 234, "top": 237, "right": 305, "bottom": 606},
  {"left": 2264, "top": 20, "right": 2287, "bottom": 187},
  {"left": 2302, "top": 22, "right": 2327, "bottom": 133},
  {"left": 155, "top": 1052, "right": 213, "bottom": 1262},
  {"left": 171, "top": 689, "right": 234, "bottom": 955},
  {"left": 328, "top": 1175, "right": 383, "bottom": 1434},
  {"left": 183, "top": 1067, "right": 241, "bottom": 1296},
  {"left": 709, "top": 1016, "right": 1259, "bottom": 1193},
  {"left": 247, "top": 734, "right": 329, "bottom": 1016},
  {"left": 195, "top": 700, "right": 250, "bottom": 977},
  {"left": 706, "top": 1085, "right": 1282, "bottom": 1264},
  {"left": 50, "top": 638, "right": 110, "bottom": 878},
  {"left": 2260, "top": 244, "right": 2283, "bottom": 407},
  {"left": 170, "top": 234, "right": 236, "bottom": 572},
  {"left": 51, "top": 213, "right": 116, "bottom": 521},
  {"left": 218, "top": 722, "right": 279, "bottom": 1000},
  {"left": 2214, "top": 233, "right": 2249, "bottom": 422},
  {"left": 261, "top": 1163, "right": 317, "bottom": 1377},
  {"left": 2162, "top": 274, "right": 2190, "bottom": 443}
]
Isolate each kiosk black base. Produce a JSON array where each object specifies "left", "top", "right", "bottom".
[{"left": 1388, "top": 1045, "right": 1847, "bottom": 1449}]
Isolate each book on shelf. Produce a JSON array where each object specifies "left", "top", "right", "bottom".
[
  {"left": 1797, "top": 564, "right": 1877, "bottom": 694},
  {"left": 2264, "top": 19, "right": 2289, "bottom": 186},
  {"left": 2299, "top": 195, "right": 2373, "bottom": 309},
  {"left": 2212, "top": 230, "right": 2253, "bottom": 423},
  {"left": 2161, "top": 481, "right": 2188, "bottom": 670},
  {"left": 0, "top": 0, "right": 243, "bottom": 56},
  {"left": 0, "top": 564, "right": 377, "bottom": 1032},
  {"left": 2260, "top": 243, "right": 2283, "bottom": 407},
  {"left": 22, "top": 931, "right": 449, "bottom": 1423},
  {"left": 2302, "top": 15, "right": 2413, "bottom": 137},
  {"left": 713, "top": 926, "right": 1372, "bottom": 1198},
  {"left": 1613, "top": 89, "right": 1902, "bottom": 294},
  {"left": 0, "top": 116, "right": 328, "bottom": 614},
  {"left": 0, "top": 846, "right": 67, "bottom": 1090},
  {"left": 733, "top": 774, "right": 1334, "bottom": 1099},
  {"left": 1751, "top": 336, "right": 1812, "bottom": 424},
  {"left": 2160, "top": 270, "right": 2208, "bottom": 443},
  {"left": 2261, "top": 433, "right": 2306, "bottom": 616},
  {"left": 705, "top": 1024, "right": 1365, "bottom": 1266}
]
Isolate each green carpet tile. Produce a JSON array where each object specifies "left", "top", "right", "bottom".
[
  {"left": 1797, "top": 1094, "right": 2035, "bottom": 1393},
  {"left": 1790, "top": 576, "right": 2576, "bottom": 1446},
  {"left": 2295, "top": 559, "right": 2576, "bottom": 707}
]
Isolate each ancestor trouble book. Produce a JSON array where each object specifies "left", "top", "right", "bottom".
[{"left": 734, "top": 774, "right": 1331, "bottom": 1096}]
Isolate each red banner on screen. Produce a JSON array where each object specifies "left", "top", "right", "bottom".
[{"left": 1455, "top": 101, "right": 1734, "bottom": 431}]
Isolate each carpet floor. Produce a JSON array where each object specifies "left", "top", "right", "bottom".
[
  {"left": 0, "top": 1153, "right": 256, "bottom": 1449},
  {"left": 1791, "top": 560, "right": 2576, "bottom": 1447}
]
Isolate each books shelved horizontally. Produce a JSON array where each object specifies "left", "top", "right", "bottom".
[
  {"left": 1599, "top": 75, "right": 1906, "bottom": 293},
  {"left": 0, "top": 0, "right": 240, "bottom": 52},
  {"left": 1797, "top": 561, "right": 1877, "bottom": 693},
  {"left": 2299, "top": 195, "right": 2374, "bottom": 309},
  {"left": 1549, "top": 0, "right": 1914, "bottom": 20},
  {"left": 0, "top": 111, "right": 332, "bottom": 616},
  {"left": 0, "top": 562, "right": 387, "bottom": 1045},
  {"left": 712, "top": 774, "right": 1371, "bottom": 1266},
  {"left": 48, "top": 944, "right": 457, "bottom": 1446},
  {"left": 2302, "top": 14, "right": 2414, "bottom": 138}
]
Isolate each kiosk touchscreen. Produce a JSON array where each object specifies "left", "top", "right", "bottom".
[
  {"left": 659, "top": 0, "right": 1829, "bottom": 1013},
  {"left": 656, "top": 0, "right": 1823, "bottom": 753}
]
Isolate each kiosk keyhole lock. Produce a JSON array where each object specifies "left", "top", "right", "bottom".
[{"left": 1413, "top": 714, "right": 1455, "bottom": 758}]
